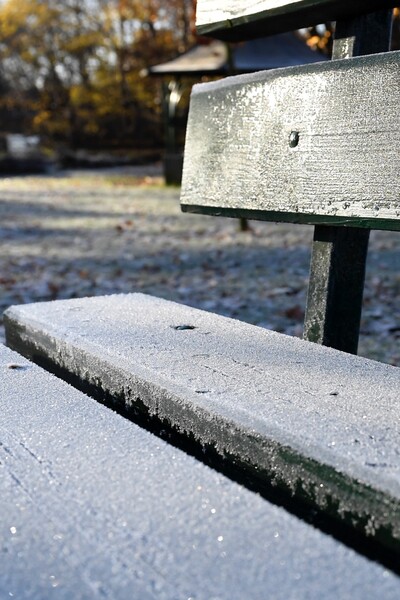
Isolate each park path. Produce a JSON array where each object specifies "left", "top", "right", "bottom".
[{"left": 0, "top": 166, "right": 399, "bottom": 366}]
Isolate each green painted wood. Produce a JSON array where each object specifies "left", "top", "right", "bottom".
[
  {"left": 303, "top": 226, "right": 370, "bottom": 352},
  {"left": 196, "top": 0, "right": 397, "bottom": 40},
  {"left": 331, "top": 10, "right": 394, "bottom": 59},
  {"left": 181, "top": 205, "right": 400, "bottom": 232},
  {"left": 303, "top": 10, "right": 393, "bottom": 353},
  {"left": 181, "top": 50, "right": 400, "bottom": 232}
]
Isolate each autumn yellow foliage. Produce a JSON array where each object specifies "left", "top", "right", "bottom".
[{"left": 0, "top": 0, "right": 195, "bottom": 148}]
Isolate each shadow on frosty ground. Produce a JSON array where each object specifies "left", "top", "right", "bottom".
[{"left": 0, "top": 165, "right": 398, "bottom": 366}]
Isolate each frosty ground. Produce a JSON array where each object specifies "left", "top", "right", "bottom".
[{"left": 0, "top": 165, "right": 399, "bottom": 366}]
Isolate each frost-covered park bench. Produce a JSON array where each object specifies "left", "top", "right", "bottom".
[{"left": 3, "top": 1, "right": 400, "bottom": 598}]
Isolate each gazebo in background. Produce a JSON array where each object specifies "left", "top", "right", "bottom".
[{"left": 149, "top": 33, "right": 326, "bottom": 184}]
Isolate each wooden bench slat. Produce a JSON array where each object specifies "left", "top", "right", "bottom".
[
  {"left": 3, "top": 342, "right": 400, "bottom": 598},
  {"left": 196, "top": 0, "right": 398, "bottom": 40},
  {"left": 5, "top": 293, "right": 400, "bottom": 555},
  {"left": 181, "top": 50, "right": 400, "bottom": 231}
]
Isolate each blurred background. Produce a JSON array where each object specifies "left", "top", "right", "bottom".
[
  {"left": 0, "top": 0, "right": 198, "bottom": 172},
  {"left": 5, "top": 1, "right": 400, "bottom": 173}
]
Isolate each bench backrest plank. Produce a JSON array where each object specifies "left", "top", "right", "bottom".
[
  {"left": 196, "top": 0, "right": 398, "bottom": 39},
  {"left": 181, "top": 50, "right": 400, "bottom": 232}
]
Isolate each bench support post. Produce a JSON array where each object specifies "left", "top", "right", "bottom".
[{"left": 303, "top": 10, "right": 393, "bottom": 354}]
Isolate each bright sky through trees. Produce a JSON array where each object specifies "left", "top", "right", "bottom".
[{"left": 0, "top": 0, "right": 195, "bottom": 148}]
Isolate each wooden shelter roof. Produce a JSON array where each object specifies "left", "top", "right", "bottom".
[{"left": 148, "top": 33, "right": 325, "bottom": 76}]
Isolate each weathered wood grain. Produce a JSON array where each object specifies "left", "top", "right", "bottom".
[
  {"left": 3, "top": 341, "right": 400, "bottom": 597},
  {"left": 196, "top": 0, "right": 398, "bottom": 39},
  {"left": 5, "top": 294, "right": 400, "bottom": 556},
  {"left": 181, "top": 50, "right": 400, "bottom": 231}
]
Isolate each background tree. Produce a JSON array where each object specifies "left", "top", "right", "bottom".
[{"left": 0, "top": 0, "right": 195, "bottom": 152}]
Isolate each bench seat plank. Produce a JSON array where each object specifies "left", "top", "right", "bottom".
[
  {"left": 181, "top": 51, "right": 400, "bottom": 231},
  {"left": 3, "top": 343, "right": 400, "bottom": 598},
  {"left": 5, "top": 293, "right": 400, "bottom": 555},
  {"left": 196, "top": 0, "right": 398, "bottom": 40}
]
